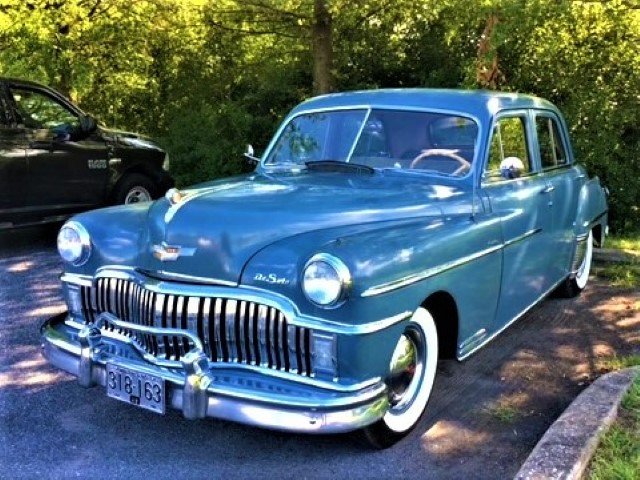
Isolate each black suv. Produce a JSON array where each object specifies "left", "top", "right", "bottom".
[{"left": 0, "top": 77, "right": 174, "bottom": 229}]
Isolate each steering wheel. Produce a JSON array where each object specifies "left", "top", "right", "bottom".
[{"left": 410, "top": 149, "right": 471, "bottom": 176}]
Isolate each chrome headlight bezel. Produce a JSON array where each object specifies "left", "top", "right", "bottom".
[
  {"left": 302, "top": 253, "right": 351, "bottom": 308},
  {"left": 57, "top": 221, "right": 91, "bottom": 266}
]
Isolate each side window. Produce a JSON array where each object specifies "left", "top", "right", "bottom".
[
  {"left": 10, "top": 87, "right": 80, "bottom": 134},
  {"left": 536, "top": 115, "right": 568, "bottom": 169},
  {"left": 485, "top": 116, "right": 531, "bottom": 181}
]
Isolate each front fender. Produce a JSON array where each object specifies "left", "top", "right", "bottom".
[{"left": 241, "top": 213, "right": 503, "bottom": 342}]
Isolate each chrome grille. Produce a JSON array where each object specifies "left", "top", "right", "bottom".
[{"left": 80, "top": 278, "right": 313, "bottom": 376}]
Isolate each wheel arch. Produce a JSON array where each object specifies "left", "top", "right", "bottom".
[
  {"left": 109, "top": 164, "right": 157, "bottom": 193},
  {"left": 421, "top": 291, "right": 459, "bottom": 360}
]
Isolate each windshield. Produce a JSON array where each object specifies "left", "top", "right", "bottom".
[{"left": 264, "top": 108, "right": 478, "bottom": 177}]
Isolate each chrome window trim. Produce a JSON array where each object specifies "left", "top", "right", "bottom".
[{"left": 261, "top": 104, "right": 482, "bottom": 178}]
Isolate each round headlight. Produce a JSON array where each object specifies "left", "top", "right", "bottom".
[
  {"left": 302, "top": 254, "right": 351, "bottom": 307},
  {"left": 57, "top": 221, "right": 91, "bottom": 266}
]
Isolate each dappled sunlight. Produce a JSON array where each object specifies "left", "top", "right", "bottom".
[
  {"left": 421, "top": 420, "right": 490, "bottom": 455},
  {"left": 616, "top": 316, "right": 639, "bottom": 329},
  {"left": 0, "top": 345, "right": 70, "bottom": 393},
  {"left": 7, "top": 260, "right": 35, "bottom": 273},
  {"left": 26, "top": 304, "right": 66, "bottom": 319},
  {"left": 592, "top": 296, "right": 640, "bottom": 315}
]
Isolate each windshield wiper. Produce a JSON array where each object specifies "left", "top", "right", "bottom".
[{"left": 305, "top": 160, "right": 374, "bottom": 175}]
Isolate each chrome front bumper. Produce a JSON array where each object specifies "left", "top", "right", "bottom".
[{"left": 41, "top": 312, "right": 389, "bottom": 434}]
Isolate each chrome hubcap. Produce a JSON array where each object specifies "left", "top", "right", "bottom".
[
  {"left": 388, "top": 331, "right": 422, "bottom": 408},
  {"left": 125, "top": 186, "right": 151, "bottom": 204}
]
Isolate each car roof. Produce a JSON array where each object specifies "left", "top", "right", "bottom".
[
  {"left": 289, "top": 89, "right": 559, "bottom": 120},
  {"left": 0, "top": 77, "right": 49, "bottom": 89}
]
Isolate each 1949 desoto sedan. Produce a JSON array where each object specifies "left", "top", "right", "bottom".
[{"left": 42, "top": 89, "right": 608, "bottom": 448}]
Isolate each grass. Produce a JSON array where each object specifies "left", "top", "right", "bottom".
[
  {"left": 484, "top": 402, "right": 519, "bottom": 424},
  {"left": 592, "top": 263, "right": 640, "bottom": 288},
  {"left": 593, "top": 234, "right": 640, "bottom": 288},
  {"left": 605, "top": 235, "right": 640, "bottom": 252},
  {"left": 586, "top": 356, "right": 640, "bottom": 480},
  {"left": 598, "top": 355, "right": 640, "bottom": 373}
]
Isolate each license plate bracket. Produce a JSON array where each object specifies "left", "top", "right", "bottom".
[{"left": 106, "top": 363, "right": 165, "bottom": 414}]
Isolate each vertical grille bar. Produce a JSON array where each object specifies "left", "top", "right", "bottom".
[
  {"left": 236, "top": 301, "right": 246, "bottom": 364},
  {"left": 225, "top": 300, "right": 237, "bottom": 362},
  {"left": 201, "top": 297, "right": 212, "bottom": 359},
  {"left": 287, "top": 325, "right": 298, "bottom": 373}
]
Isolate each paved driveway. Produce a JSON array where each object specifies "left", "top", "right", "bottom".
[{"left": 1, "top": 226, "right": 638, "bottom": 480}]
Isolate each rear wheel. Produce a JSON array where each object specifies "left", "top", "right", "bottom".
[
  {"left": 556, "top": 230, "right": 593, "bottom": 298},
  {"left": 112, "top": 174, "right": 156, "bottom": 205},
  {"left": 362, "top": 307, "right": 438, "bottom": 449}
]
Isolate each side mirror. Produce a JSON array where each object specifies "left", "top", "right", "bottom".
[
  {"left": 499, "top": 156, "right": 525, "bottom": 179},
  {"left": 244, "top": 144, "right": 260, "bottom": 165},
  {"left": 79, "top": 115, "right": 98, "bottom": 135}
]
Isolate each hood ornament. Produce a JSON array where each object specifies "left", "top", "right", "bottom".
[
  {"left": 152, "top": 242, "right": 196, "bottom": 262},
  {"left": 165, "top": 188, "right": 184, "bottom": 205}
]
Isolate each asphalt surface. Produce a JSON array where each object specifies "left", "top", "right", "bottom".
[{"left": 1, "top": 226, "right": 638, "bottom": 480}]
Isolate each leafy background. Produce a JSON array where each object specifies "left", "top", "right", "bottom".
[{"left": 1, "top": 0, "right": 638, "bottom": 232}]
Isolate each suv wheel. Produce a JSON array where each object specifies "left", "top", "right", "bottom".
[{"left": 113, "top": 174, "right": 156, "bottom": 205}]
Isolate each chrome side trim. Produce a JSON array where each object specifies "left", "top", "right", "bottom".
[
  {"left": 502, "top": 228, "right": 542, "bottom": 248},
  {"left": 458, "top": 328, "right": 487, "bottom": 354},
  {"left": 361, "top": 244, "right": 503, "bottom": 297},
  {"left": 361, "top": 228, "right": 541, "bottom": 298}
]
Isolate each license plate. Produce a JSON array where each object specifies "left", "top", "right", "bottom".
[{"left": 106, "top": 363, "right": 165, "bottom": 414}]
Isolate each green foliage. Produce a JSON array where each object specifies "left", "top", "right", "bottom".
[
  {"left": 159, "top": 101, "right": 254, "bottom": 187},
  {"left": 0, "top": 0, "right": 638, "bottom": 231}
]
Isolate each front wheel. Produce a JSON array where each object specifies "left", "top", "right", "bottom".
[
  {"left": 112, "top": 174, "right": 156, "bottom": 205},
  {"left": 362, "top": 307, "right": 439, "bottom": 449},
  {"left": 555, "top": 230, "right": 593, "bottom": 298}
]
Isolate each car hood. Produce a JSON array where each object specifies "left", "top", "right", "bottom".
[
  {"left": 140, "top": 171, "right": 473, "bottom": 283},
  {"left": 99, "top": 126, "right": 163, "bottom": 151}
]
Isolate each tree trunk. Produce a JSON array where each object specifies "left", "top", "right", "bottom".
[{"left": 312, "top": 0, "right": 333, "bottom": 94}]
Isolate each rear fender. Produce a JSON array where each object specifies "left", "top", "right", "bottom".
[{"left": 575, "top": 177, "right": 608, "bottom": 246}]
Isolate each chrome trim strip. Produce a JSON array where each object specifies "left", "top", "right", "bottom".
[
  {"left": 139, "top": 269, "right": 239, "bottom": 287},
  {"left": 361, "top": 244, "right": 503, "bottom": 297},
  {"left": 61, "top": 273, "right": 93, "bottom": 287},
  {"left": 459, "top": 328, "right": 487, "bottom": 353},
  {"left": 502, "top": 228, "right": 542, "bottom": 248},
  {"left": 362, "top": 228, "right": 541, "bottom": 298},
  {"left": 62, "top": 269, "right": 411, "bottom": 335}
]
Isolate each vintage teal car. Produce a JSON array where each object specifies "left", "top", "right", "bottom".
[{"left": 42, "top": 89, "right": 608, "bottom": 448}]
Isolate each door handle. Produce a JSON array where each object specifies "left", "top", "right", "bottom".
[{"left": 540, "top": 185, "right": 555, "bottom": 194}]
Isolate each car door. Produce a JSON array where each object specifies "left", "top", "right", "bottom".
[
  {"left": 482, "top": 113, "right": 555, "bottom": 330},
  {"left": 0, "top": 82, "right": 28, "bottom": 226},
  {"left": 6, "top": 83, "right": 109, "bottom": 212},
  {"left": 534, "top": 111, "right": 581, "bottom": 284}
]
